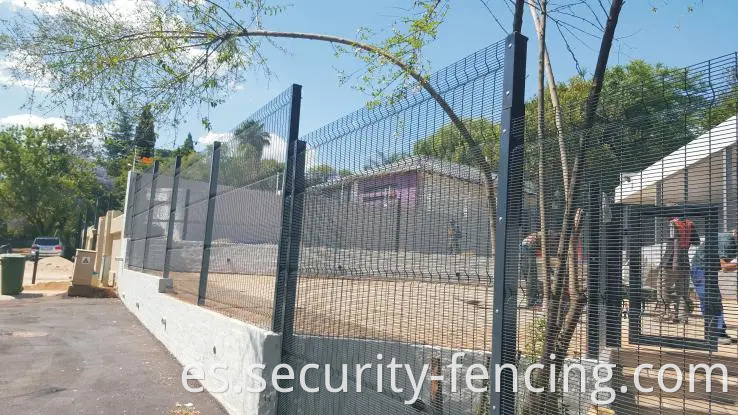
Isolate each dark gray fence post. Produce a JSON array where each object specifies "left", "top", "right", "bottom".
[
  {"left": 197, "top": 142, "right": 221, "bottom": 306},
  {"left": 277, "top": 140, "right": 306, "bottom": 339},
  {"left": 182, "top": 189, "right": 191, "bottom": 240},
  {"left": 125, "top": 172, "right": 140, "bottom": 267},
  {"left": 142, "top": 161, "right": 160, "bottom": 271},
  {"left": 124, "top": 171, "right": 139, "bottom": 238},
  {"left": 163, "top": 156, "right": 182, "bottom": 279},
  {"left": 273, "top": 86, "right": 305, "bottom": 414},
  {"left": 490, "top": 31, "right": 527, "bottom": 415},
  {"left": 272, "top": 84, "right": 304, "bottom": 333}
]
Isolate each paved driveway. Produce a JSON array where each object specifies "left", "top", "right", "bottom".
[{"left": 0, "top": 295, "right": 227, "bottom": 415}]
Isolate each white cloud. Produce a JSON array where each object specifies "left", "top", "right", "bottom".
[
  {"left": 262, "top": 133, "right": 317, "bottom": 167},
  {"left": 0, "top": 0, "right": 149, "bottom": 19},
  {"left": 0, "top": 114, "right": 67, "bottom": 129},
  {"left": 197, "top": 131, "right": 233, "bottom": 145},
  {"left": 0, "top": 53, "right": 51, "bottom": 92},
  {"left": 262, "top": 133, "right": 286, "bottom": 161},
  {"left": 197, "top": 131, "right": 316, "bottom": 166}
]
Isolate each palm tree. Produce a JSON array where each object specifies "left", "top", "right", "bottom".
[{"left": 232, "top": 120, "right": 270, "bottom": 158}]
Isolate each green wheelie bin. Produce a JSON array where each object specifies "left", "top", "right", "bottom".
[{"left": 1, "top": 254, "right": 26, "bottom": 295}]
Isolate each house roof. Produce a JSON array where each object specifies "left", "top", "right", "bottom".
[
  {"left": 318, "top": 155, "right": 536, "bottom": 194},
  {"left": 364, "top": 155, "right": 496, "bottom": 184},
  {"left": 317, "top": 156, "right": 495, "bottom": 188},
  {"left": 614, "top": 115, "right": 737, "bottom": 204}
]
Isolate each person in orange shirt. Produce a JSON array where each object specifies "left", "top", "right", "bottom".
[{"left": 660, "top": 218, "right": 700, "bottom": 323}]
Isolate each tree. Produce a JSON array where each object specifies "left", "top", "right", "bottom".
[
  {"left": 0, "top": 126, "right": 100, "bottom": 248},
  {"left": 414, "top": 118, "right": 500, "bottom": 169},
  {"left": 307, "top": 164, "right": 338, "bottom": 186},
  {"left": 261, "top": 159, "right": 285, "bottom": 176},
  {"left": 104, "top": 108, "right": 134, "bottom": 171},
  {"left": 233, "top": 120, "right": 270, "bottom": 157},
  {"left": 0, "top": 0, "right": 499, "bottom": 251},
  {"left": 522, "top": 1, "right": 624, "bottom": 413},
  {"left": 181, "top": 132, "right": 195, "bottom": 155},
  {"left": 134, "top": 105, "right": 156, "bottom": 158}
]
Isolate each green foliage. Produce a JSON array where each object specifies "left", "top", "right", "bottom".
[
  {"left": 233, "top": 120, "right": 270, "bottom": 158},
  {"left": 413, "top": 118, "right": 500, "bottom": 169},
  {"left": 524, "top": 60, "right": 733, "bottom": 198},
  {"left": 522, "top": 317, "right": 547, "bottom": 359},
  {"left": 181, "top": 132, "right": 195, "bottom": 155},
  {"left": 134, "top": 105, "right": 157, "bottom": 158},
  {"left": 104, "top": 108, "right": 134, "bottom": 172},
  {"left": 0, "top": 126, "right": 100, "bottom": 246},
  {"left": 1, "top": 0, "right": 449, "bottom": 127},
  {"left": 307, "top": 164, "right": 337, "bottom": 186},
  {"left": 261, "top": 159, "right": 285, "bottom": 176}
]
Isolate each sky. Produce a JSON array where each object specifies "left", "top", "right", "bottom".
[{"left": 0, "top": 0, "right": 737, "bottom": 153}]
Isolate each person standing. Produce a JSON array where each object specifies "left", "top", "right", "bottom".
[
  {"left": 521, "top": 231, "right": 542, "bottom": 308},
  {"left": 660, "top": 217, "right": 700, "bottom": 323},
  {"left": 447, "top": 219, "right": 462, "bottom": 255},
  {"left": 691, "top": 231, "right": 736, "bottom": 344}
]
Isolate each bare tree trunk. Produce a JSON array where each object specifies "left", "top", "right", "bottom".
[
  {"left": 521, "top": 1, "right": 624, "bottom": 414},
  {"left": 528, "top": 3, "right": 569, "bottom": 195},
  {"left": 533, "top": 0, "right": 551, "bottom": 306}
]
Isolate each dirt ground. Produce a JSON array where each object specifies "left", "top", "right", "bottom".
[
  {"left": 22, "top": 256, "right": 74, "bottom": 285},
  {"left": 168, "top": 271, "right": 581, "bottom": 353}
]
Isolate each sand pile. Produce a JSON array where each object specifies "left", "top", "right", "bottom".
[{"left": 23, "top": 256, "right": 74, "bottom": 283}]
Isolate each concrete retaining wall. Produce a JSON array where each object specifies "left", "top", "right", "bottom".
[
  {"left": 117, "top": 266, "right": 282, "bottom": 415},
  {"left": 281, "top": 337, "right": 613, "bottom": 414}
]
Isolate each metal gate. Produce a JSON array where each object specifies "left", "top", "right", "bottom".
[{"left": 621, "top": 204, "right": 721, "bottom": 351}]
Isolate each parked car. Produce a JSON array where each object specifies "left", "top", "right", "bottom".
[{"left": 30, "top": 237, "right": 64, "bottom": 257}]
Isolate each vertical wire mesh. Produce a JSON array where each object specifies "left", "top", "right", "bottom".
[
  {"left": 115, "top": 39, "right": 738, "bottom": 415},
  {"left": 199, "top": 87, "right": 293, "bottom": 327},
  {"left": 165, "top": 153, "right": 211, "bottom": 303},
  {"left": 515, "top": 52, "right": 738, "bottom": 414},
  {"left": 142, "top": 163, "right": 174, "bottom": 276},
  {"left": 127, "top": 167, "right": 154, "bottom": 271},
  {"left": 278, "top": 40, "right": 507, "bottom": 415}
]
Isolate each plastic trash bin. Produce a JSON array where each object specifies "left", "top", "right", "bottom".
[{"left": 1, "top": 254, "right": 26, "bottom": 295}]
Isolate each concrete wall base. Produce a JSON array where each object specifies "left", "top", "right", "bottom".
[{"left": 118, "top": 267, "right": 281, "bottom": 415}]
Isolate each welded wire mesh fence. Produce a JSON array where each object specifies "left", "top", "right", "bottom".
[
  {"left": 277, "top": 39, "right": 512, "bottom": 415},
  {"left": 514, "top": 52, "right": 738, "bottom": 415},
  {"left": 124, "top": 86, "right": 296, "bottom": 330},
  {"left": 199, "top": 87, "right": 294, "bottom": 328},
  {"left": 121, "top": 39, "right": 738, "bottom": 415},
  {"left": 126, "top": 166, "right": 154, "bottom": 271}
]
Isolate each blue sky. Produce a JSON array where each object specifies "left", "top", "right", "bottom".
[{"left": 0, "top": 0, "right": 736, "bottom": 152}]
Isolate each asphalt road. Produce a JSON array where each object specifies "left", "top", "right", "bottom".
[{"left": 0, "top": 295, "right": 227, "bottom": 415}]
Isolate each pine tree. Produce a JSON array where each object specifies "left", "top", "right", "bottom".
[
  {"left": 104, "top": 108, "right": 134, "bottom": 162},
  {"left": 134, "top": 105, "right": 156, "bottom": 158},
  {"left": 182, "top": 132, "right": 195, "bottom": 154}
]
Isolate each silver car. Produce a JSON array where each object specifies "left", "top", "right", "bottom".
[{"left": 31, "top": 237, "right": 64, "bottom": 257}]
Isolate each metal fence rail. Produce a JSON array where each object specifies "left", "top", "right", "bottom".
[
  {"left": 513, "top": 52, "right": 738, "bottom": 414},
  {"left": 123, "top": 85, "right": 299, "bottom": 330},
  {"left": 120, "top": 38, "right": 738, "bottom": 415},
  {"left": 278, "top": 38, "right": 512, "bottom": 415}
]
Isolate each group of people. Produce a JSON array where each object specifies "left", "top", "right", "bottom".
[
  {"left": 519, "top": 218, "right": 737, "bottom": 345},
  {"left": 665, "top": 218, "right": 735, "bottom": 344}
]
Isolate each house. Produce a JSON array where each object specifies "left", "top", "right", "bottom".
[
  {"left": 615, "top": 115, "right": 738, "bottom": 235},
  {"left": 304, "top": 155, "right": 537, "bottom": 255},
  {"left": 614, "top": 115, "right": 737, "bottom": 276}
]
